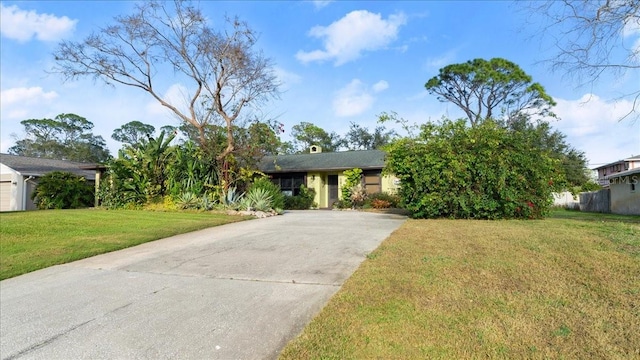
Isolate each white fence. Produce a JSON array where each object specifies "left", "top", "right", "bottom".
[{"left": 552, "top": 191, "right": 580, "bottom": 210}]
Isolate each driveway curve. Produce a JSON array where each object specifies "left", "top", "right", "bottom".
[{"left": 1, "top": 210, "right": 405, "bottom": 360}]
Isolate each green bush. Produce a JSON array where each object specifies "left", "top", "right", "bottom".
[
  {"left": 175, "top": 192, "right": 199, "bottom": 210},
  {"left": 341, "top": 168, "right": 363, "bottom": 201},
  {"left": 332, "top": 199, "right": 351, "bottom": 209},
  {"left": 248, "top": 177, "right": 285, "bottom": 210},
  {"left": 284, "top": 185, "right": 316, "bottom": 210},
  {"left": 240, "top": 187, "right": 273, "bottom": 212},
  {"left": 365, "top": 192, "right": 401, "bottom": 208},
  {"left": 385, "top": 119, "right": 559, "bottom": 219},
  {"left": 31, "top": 171, "right": 94, "bottom": 209}
]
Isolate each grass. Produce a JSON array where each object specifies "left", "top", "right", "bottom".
[
  {"left": 0, "top": 209, "right": 244, "bottom": 280},
  {"left": 280, "top": 209, "right": 640, "bottom": 359}
]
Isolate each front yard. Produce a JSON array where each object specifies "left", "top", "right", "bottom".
[
  {"left": 2, "top": 208, "right": 638, "bottom": 358},
  {"left": 0, "top": 209, "right": 243, "bottom": 280},
  {"left": 280, "top": 210, "right": 640, "bottom": 359}
]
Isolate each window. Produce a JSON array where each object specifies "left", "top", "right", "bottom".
[
  {"left": 270, "top": 173, "right": 306, "bottom": 196},
  {"left": 363, "top": 170, "right": 381, "bottom": 194}
]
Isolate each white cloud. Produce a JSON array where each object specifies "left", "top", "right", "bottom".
[
  {"left": 145, "top": 83, "right": 192, "bottom": 118},
  {"left": 296, "top": 10, "right": 407, "bottom": 66},
  {"left": 0, "top": 86, "right": 58, "bottom": 114},
  {"left": 372, "top": 80, "right": 389, "bottom": 93},
  {"left": 623, "top": 17, "right": 640, "bottom": 38},
  {"left": 0, "top": 86, "right": 59, "bottom": 152},
  {"left": 424, "top": 48, "right": 459, "bottom": 70},
  {"left": 553, "top": 94, "right": 640, "bottom": 165},
  {"left": 273, "top": 66, "right": 302, "bottom": 90},
  {"left": 311, "top": 0, "right": 333, "bottom": 10},
  {"left": 0, "top": 4, "right": 77, "bottom": 42},
  {"left": 333, "top": 79, "right": 390, "bottom": 117},
  {"left": 623, "top": 18, "right": 640, "bottom": 63}
]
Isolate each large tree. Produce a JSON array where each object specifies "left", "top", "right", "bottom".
[
  {"left": 112, "top": 121, "right": 156, "bottom": 148},
  {"left": 343, "top": 122, "right": 397, "bottom": 150},
  {"left": 52, "top": 0, "right": 279, "bottom": 187},
  {"left": 524, "top": 0, "right": 639, "bottom": 120},
  {"left": 290, "top": 122, "right": 343, "bottom": 153},
  {"left": 425, "top": 58, "right": 556, "bottom": 126},
  {"left": 508, "top": 114, "right": 594, "bottom": 190},
  {"left": 9, "top": 113, "right": 110, "bottom": 162}
]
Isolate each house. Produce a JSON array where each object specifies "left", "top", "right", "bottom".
[
  {"left": 606, "top": 167, "right": 640, "bottom": 215},
  {"left": 593, "top": 155, "right": 640, "bottom": 186},
  {"left": 259, "top": 147, "right": 399, "bottom": 208},
  {"left": 0, "top": 153, "right": 100, "bottom": 211}
]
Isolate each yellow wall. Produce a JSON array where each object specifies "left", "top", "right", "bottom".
[
  {"left": 304, "top": 171, "right": 400, "bottom": 208},
  {"left": 306, "top": 172, "right": 324, "bottom": 208},
  {"left": 381, "top": 174, "right": 400, "bottom": 194}
]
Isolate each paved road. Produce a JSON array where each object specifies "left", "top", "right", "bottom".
[{"left": 0, "top": 210, "right": 405, "bottom": 360}]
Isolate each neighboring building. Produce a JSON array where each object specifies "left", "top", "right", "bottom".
[
  {"left": 0, "top": 153, "right": 99, "bottom": 211},
  {"left": 593, "top": 155, "right": 640, "bottom": 186},
  {"left": 607, "top": 167, "right": 640, "bottom": 215},
  {"left": 259, "top": 147, "right": 399, "bottom": 208}
]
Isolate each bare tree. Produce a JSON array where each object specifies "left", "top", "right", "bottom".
[
  {"left": 52, "top": 0, "right": 279, "bottom": 185},
  {"left": 524, "top": 0, "right": 639, "bottom": 120}
]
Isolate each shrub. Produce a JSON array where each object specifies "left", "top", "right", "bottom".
[
  {"left": 341, "top": 168, "right": 363, "bottom": 201},
  {"left": 198, "top": 195, "right": 216, "bottom": 210},
  {"left": 248, "top": 177, "right": 284, "bottom": 210},
  {"left": 385, "top": 119, "right": 559, "bottom": 219},
  {"left": 240, "top": 187, "right": 273, "bottom": 212},
  {"left": 366, "top": 192, "right": 401, "bottom": 208},
  {"left": 175, "top": 192, "right": 199, "bottom": 210},
  {"left": 284, "top": 185, "right": 316, "bottom": 210},
  {"left": 31, "top": 171, "right": 94, "bottom": 209},
  {"left": 332, "top": 199, "right": 351, "bottom": 209},
  {"left": 221, "top": 187, "right": 244, "bottom": 210},
  {"left": 349, "top": 183, "right": 367, "bottom": 208},
  {"left": 370, "top": 199, "right": 392, "bottom": 209}
]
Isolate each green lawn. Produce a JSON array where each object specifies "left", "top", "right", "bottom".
[
  {"left": 0, "top": 209, "right": 244, "bottom": 280},
  {"left": 280, "top": 210, "right": 640, "bottom": 359}
]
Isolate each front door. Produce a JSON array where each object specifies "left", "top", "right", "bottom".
[{"left": 328, "top": 175, "right": 339, "bottom": 208}]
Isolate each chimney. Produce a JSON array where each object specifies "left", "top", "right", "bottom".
[{"left": 310, "top": 145, "right": 322, "bottom": 154}]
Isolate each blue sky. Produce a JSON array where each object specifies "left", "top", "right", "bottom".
[{"left": 1, "top": 0, "right": 639, "bottom": 167}]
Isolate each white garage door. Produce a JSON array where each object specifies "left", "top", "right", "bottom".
[{"left": 0, "top": 180, "right": 12, "bottom": 211}]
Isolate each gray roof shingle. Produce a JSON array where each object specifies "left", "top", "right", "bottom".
[
  {"left": 259, "top": 150, "right": 386, "bottom": 173},
  {"left": 0, "top": 153, "right": 97, "bottom": 180}
]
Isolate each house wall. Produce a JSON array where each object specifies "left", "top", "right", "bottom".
[
  {"left": 25, "top": 178, "right": 38, "bottom": 211},
  {"left": 596, "top": 159, "right": 640, "bottom": 186},
  {"left": 0, "top": 172, "right": 14, "bottom": 212},
  {"left": 381, "top": 174, "right": 400, "bottom": 194},
  {"left": 1, "top": 164, "right": 23, "bottom": 211},
  {"left": 0, "top": 164, "right": 43, "bottom": 211},
  {"left": 306, "top": 172, "right": 324, "bottom": 208},
  {"left": 303, "top": 171, "right": 399, "bottom": 208},
  {"left": 609, "top": 174, "right": 640, "bottom": 215}
]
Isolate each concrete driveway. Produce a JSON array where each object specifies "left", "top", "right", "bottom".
[{"left": 0, "top": 210, "right": 405, "bottom": 360}]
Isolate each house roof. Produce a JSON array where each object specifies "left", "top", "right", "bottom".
[
  {"left": 593, "top": 154, "right": 640, "bottom": 170},
  {"left": 259, "top": 150, "right": 386, "bottom": 173},
  {"left": 605, "top": 167, "right": 640, "bottom": 179},
  {"left": 0, "top": 153, "right": 97, "bottom": 180}
]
